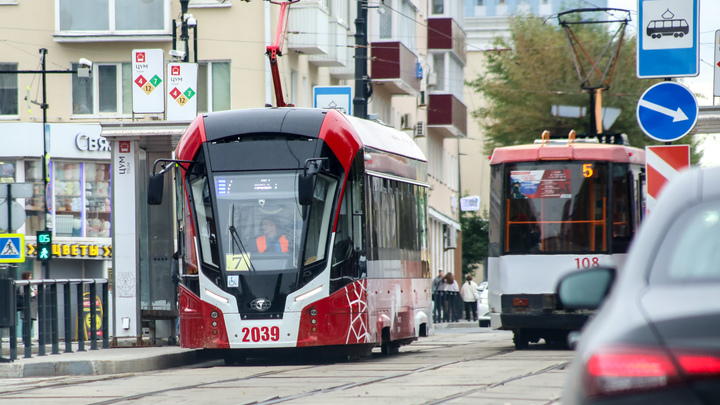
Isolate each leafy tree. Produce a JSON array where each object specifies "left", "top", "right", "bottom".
[
  {"left": 467, "top": 15, "right": 701, "bottom": 162},
  {"left": 461, "top": 209, "right": 489, "bottom": 279}
]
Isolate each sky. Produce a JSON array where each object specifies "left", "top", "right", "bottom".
[{"left": 606, "top": 0, "right": 720, "bottom": 165}]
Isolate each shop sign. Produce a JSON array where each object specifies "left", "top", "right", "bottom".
[
  {"left": 75, "top": 133, "right": 111, "bottom": 152},
  {"left": 26, "top": 242, "right": 112, "bottom": 259}
]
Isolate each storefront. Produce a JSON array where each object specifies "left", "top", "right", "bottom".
[{"left": 1, "top": 122, "right": 112, "bottom": 280}]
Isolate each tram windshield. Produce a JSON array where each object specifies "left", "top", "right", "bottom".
[
  {"left": 501, "top": 161, "right": 632, "bottom": 254},
  {"left": 190, "top": 171, "right": 338, "bottom": 273}
]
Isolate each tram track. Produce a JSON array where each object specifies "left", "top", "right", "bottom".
[{"left": 0, "top": 333, "right": 571, "bottom": 404}]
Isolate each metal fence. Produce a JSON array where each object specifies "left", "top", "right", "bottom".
[
  {"left": 432, "top": 291, "right": 463, "bottom": 323},
  {"left": 1, "top": 278, "right": 109, "bottom": 362}
]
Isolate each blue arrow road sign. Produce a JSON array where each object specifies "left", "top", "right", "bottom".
[
  {"left": 637, "top": 0, "right": 699, "bottom": 78},
  {"left": 0, "top": 234, "right": 24, "bottom": 263},
  {"left": 636, "top": 82, "right": 698, "bottom": 142}
]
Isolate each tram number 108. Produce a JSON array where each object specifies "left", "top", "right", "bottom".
[
  {"left": 242, "top": 326, "right": 281, "bottom": 342},
  {"left": 574, "top": 257, "right": 600, "bottom": 269}
]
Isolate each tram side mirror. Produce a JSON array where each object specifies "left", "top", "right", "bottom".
[
  {"left": 147, "top": 173, "right": 165, "bottom": 205},
  {"left": 298, "top": 172, "right": 315, "bottom": 206}
]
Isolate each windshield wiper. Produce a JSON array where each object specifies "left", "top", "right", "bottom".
[{"left": 228, "top": 204, "right": 256, "bottom": 272}]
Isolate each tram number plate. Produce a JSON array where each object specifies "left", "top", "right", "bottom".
[
  {"left": 575, "top": 257, "right": 600, "bottom": 269},
  {"left": 242, "top": 326, "right": 280, "bottom": 342}
]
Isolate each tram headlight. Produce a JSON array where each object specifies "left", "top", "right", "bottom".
[
  {"left": 309, "top": 307, "right": 318, "bottom": 317},
  {"left": 311, "top": 318, "right": 317, "bottom": 325},
  {"left": 211, "top": 311, "right": 219, "bottom": 319},
  {"left": 212, "top": 321, "right": 218, "bottom": 327}
]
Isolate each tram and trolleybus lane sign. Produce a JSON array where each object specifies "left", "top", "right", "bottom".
[
  {"left": 636, "top": 81, "right": 698, "bottom": 142},
  {"left": 0, "top": 234, "right": 24, "bottom": 263},
  {"left": 637, "top": 0, "right": 699, "bottom": 78}
]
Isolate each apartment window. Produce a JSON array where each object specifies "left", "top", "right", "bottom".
[
  {"left": 0, "top": 63, "right": 18, "bottom": 116},
  {"left": 476, "top": 0, "right": 484, "bottom": 5},
  {"left": 432, "top": 0, "right": 444, "bottom": 14},
  {"left": 58, "top": 0, "right": 168, "bottom": 34},
  {"left": 197, "top": 62, "right": 231, "bottom": 113},
  {"left": 379, "top": 1, "right": 392, "bottom": 39},
  {"left": 72, "top": 63, "right": 131, "bottom": 116}
]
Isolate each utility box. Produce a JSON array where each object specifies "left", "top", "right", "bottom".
[{"left": 0, "top": 279, "right": 16, "bottom": 327}]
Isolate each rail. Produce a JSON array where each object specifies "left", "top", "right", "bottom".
[
  {"left": 432, "top": 291, "right": 463, "bottom": 323},
  {"left": 1, "top": 278, "right": 109, "bottom": 362}
]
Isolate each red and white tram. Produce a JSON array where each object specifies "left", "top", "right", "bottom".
[
  {"left": 487, "top": 132, "right": 646, "bottom": 349},
  {"left": 148, "top": 108, "right": 431, "bottom": 361}
]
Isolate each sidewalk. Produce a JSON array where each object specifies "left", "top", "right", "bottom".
[
  {"left": 0, "top": 321, "right": 480, "bottom": 378},
  {"left": 0, "top": 340, "right": 200, "bottom": 378}
]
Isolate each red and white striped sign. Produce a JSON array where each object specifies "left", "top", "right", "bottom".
[{"left": 645, "top": 145, "right": 690, "bottom": 215}]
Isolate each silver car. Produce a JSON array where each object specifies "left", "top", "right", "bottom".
[{"left": 557, "top": 165, "right": 720, "bottom": 404}]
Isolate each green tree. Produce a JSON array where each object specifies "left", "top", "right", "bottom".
[
  {"left": 467, "top": 16, "right": 701, "bottom": 162},
  {"left": 461, "top": 209, "right": 489, "bottom": 279}
]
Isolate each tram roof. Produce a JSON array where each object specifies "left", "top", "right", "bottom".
[
  {"left": 490, "top": 142, "right": 645, "bottom": 165},
  {"left": 201, "top": 107, "right": 426, "bottom": 162}
]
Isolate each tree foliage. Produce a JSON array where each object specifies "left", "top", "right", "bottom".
[
  {"left": 461, "top": 210, "right": 489, "bottom": 279},
  {"left": 467, "top": 16, "right": 700, "bottom": 161}
]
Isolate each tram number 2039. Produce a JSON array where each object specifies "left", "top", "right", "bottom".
[
  {"left": 242, "top": 326, "right": 281, "bottom": 342},
  {"left": 575, "top": 257, "right": 600, "bottom": 269}
]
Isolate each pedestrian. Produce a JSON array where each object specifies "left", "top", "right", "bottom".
[
  {"left": 17, "top": 271, "right": 38, "bottom": 346},
  {"left": 440, "top": 272, "right": 459, "bottom": 322},
  {"left": 431, "top": 269, "right": 444, "bottom": 322},
  {"left": 460, "top": 274, "right": 479, "bottom": 321}
]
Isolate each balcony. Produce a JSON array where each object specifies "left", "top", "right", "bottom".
[
  {"left": 287, "top": 1, "right": 330, "bottom": 55},
  {"left": 428, "top": 94, "right": 467, "bottom": 138},
  {"left": 428, "top": 18, "right": 466, "bottom": 64},
  {"left": 309, "top": 19, "right": 349, "bottom": 67},
  {"left": 370, "top": 41, "right": 421, "bottom": 97}
]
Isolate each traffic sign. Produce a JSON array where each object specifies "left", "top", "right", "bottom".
[
  {"left": 636, "top": 82, "right": 698, "bottom": 142},
  {"left": 132, "top": 49, "right": 165, "bottom": 114},
  {"left": 637, "top": 0, "right": 699, "bottom": 78},
  {"left": 314, "top": 86, "right": 352, "bottom": 116},
  {"left": 0, "top": 201, "right": 26, "bottom": 233},
  {"left": 715, "top": 30, "right": 720, "bottom": 96},
  {"left": 0, "top": 234, "right": 24, "bottom": 263},
  {"left": 645, "top": 145, "right": 690, "bottom": 215}
]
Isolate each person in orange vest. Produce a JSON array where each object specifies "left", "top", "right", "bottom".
[{"left": 256, "top": 218, "right": 289, "bottom": 253}]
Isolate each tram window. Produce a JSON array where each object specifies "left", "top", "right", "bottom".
[
  {"left": 302, "top": 174, "right": 337, "bottom": 266},
  {"left": 502, "top": 162, "right": 609, "bottom": 254}
]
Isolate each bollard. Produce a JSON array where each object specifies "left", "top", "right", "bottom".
[
  {"left": 90, "top": 282, "right": 97, "bottom": 350},
  {"left": 63, "top": 282, "right": 73, "bottom": 353}
]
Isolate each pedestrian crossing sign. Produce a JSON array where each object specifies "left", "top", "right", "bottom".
[{"left": 0, "top": 234, "right": 24, "bottom": 263}]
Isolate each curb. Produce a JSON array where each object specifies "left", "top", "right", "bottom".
[{"left": 0, "top": 350, "right": 199, "bottom": 378}]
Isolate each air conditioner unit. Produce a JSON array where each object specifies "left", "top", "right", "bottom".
[
  {"left": 414, "top": 121, "right": 426, "bottom": 137},
  {"left": 401, "top": 113, "right": 413, "bottom": 130},
  {"left": 427, "top": 73, "right": 437, "bottom": 87}
]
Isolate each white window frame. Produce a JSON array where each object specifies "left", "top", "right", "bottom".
[
  {"left": 190, "top": 0, "right": 232, "bottom": 8},
  {"left": 55, "top": 0, "right": 171, "bottom": 39},
  {"left": 197, "top": 61, "right": 231, "bottom": 113},
  {"left": 71, "top": 62, "right": 132, "bottom": 118}
]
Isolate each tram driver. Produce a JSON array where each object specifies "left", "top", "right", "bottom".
[{"left": 256, "top": 217, "right": 289, "bottom": 253}]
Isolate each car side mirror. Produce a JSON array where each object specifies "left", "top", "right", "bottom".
[
  {"left": 556, "top": 266, "right": 616, "bottom": 310},
  {"left": 147, "top": 173, "right": 165, "bottom": 205}
]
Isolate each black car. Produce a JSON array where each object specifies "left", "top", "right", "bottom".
[{"left": 558, "top": 165, "right": 720, "bottom": 404}]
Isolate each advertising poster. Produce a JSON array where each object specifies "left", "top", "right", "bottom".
[{"left": 510, "top": 170, "right": 571, "bottom": 199}]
